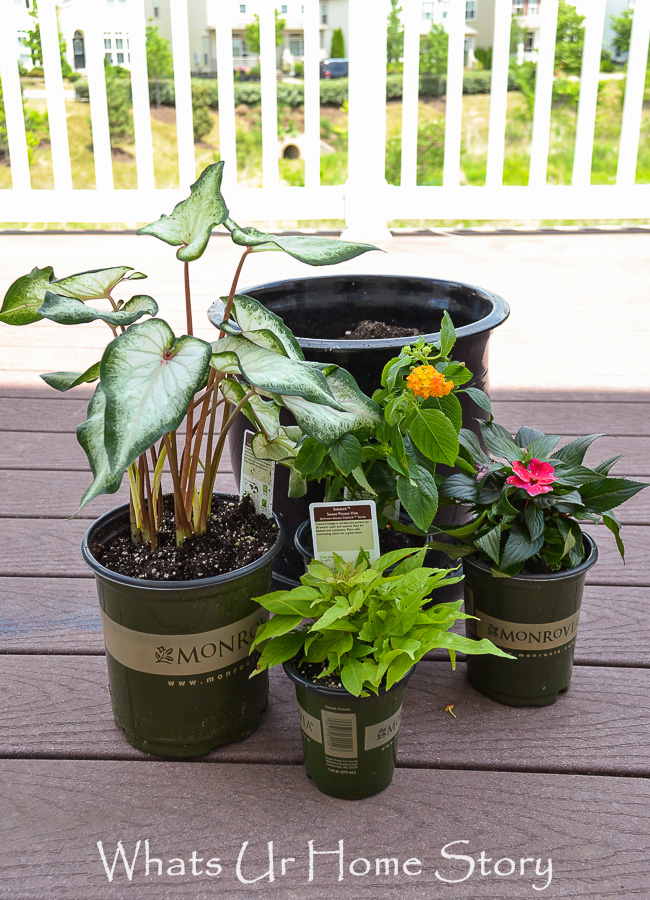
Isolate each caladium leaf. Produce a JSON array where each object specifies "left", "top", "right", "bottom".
[
  {"left": 0, "top": 266, "right": 58, "bottom": 325},
  {"left": 251, "top": 430, "right": 299, "bottom": 462},
  {"left": 137, "top": 162, "right": 229, "bottom": 261},
  {"left": 220, "top": 377, "right": 282, "bottom": 440},
  {"left": 101, "top": 318, "right": 212, "bottom": 472},
  {"left": 305, "top": 363, "right": 381, "bottom": 436},
  {"left": 229, "top": 225, "right": 378, "bottom": 266},
  {"left": 39, "top": 292, "right": 158, "bottom": 326},
  {"left": 219, "top": 321, "right": 289, "bottom": 356},
  {"left": 75, "top": 385, "right": 125, "bottom": 511},
  {"left": 210, "top": 334, "right": 343, "bottom": 407},
  {"left": 208, "top": 293, "right": 304, "bottom": 360},
  {"left": 0, "top": 265, "right": 146, "bottom": 326},
  {"left": 41, "top": 361, "right": 101, "bottom": 393}
]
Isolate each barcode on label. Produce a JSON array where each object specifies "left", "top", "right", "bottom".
[{"left": 321, "top": 710, "right": 357, "bottom": 758}]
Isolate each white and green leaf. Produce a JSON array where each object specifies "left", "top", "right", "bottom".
[
  {"left": 75, "top": 385, "right": 125, "bottom": 511},
  {"left": 229, "top": 225, "right": 378, "bottom": 266},
  {"left": 40, "top": 361, "right": 101, "bottom": 393},
  {"left": 39, "top": 292, "right": 158, "bottom": 326}
]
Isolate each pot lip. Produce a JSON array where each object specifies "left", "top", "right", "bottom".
[
  {"left": 463, "top": 531, "right": 599, "bottom": 582},
  {"left": 243, "top": 273, "right": 510, "bottom": 350},
  {"left": 282, "top": 658, "right": 415, "bottom": 698},
  {"left": 80, "top": 494, "right": 284, "bottom": 591}
]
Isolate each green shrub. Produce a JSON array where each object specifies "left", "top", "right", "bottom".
[
  {"left": 277, "top": 82, "right": 304, "bottom": 108},
  {"left": 29, "top": 67, "right": 44, "bottom": 78},
  {"left": 462, "top": 71, "right": 493, "bottom": 94},
  {"left": 552, "top": 78, "right": 580, "bottom": 107},
  {"left": 474, "top": 47, "right": 492, "bottom": 70},
  {"left": 0, "top": 77, "right": 49, "bottom": 164},
  {"left": 75, "top": 79, "right": 89, "bottom": 101},
  {"left": 149, "top": 78, "right": 175, "bottom": 107},
  {"left": 293, "top": 60, "right": 304, "bottom": 78},
  {"left": 105, "top": 64, "right": 133, "bottom": 143}
]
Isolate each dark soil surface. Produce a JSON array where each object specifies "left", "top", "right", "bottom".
[
  {"left": 343, "top": 320, "right": 421, "bottom": 340},
  {"left": 91, "top": 495, "right": 278, "bottom": 581},
  {"left": 297, "top": 660, "right": 345, "bottom": 690}
]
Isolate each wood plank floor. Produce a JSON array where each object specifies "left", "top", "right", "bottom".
[{"left": 1, "top": 232, "right": 649, "bottom": 899}]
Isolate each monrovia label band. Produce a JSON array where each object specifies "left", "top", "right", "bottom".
[
  {"left": 471, "top": 610, "right": 581, "bottom": 652},
  {"left": 100, "top": 608, "right": 266, "bottom": 676}
]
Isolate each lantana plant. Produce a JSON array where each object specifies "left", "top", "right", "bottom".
[
  {"left": 429, "top": 419, "right": 648, "bottom": 576},
  {"left": 0, "top": 162, "right": 381, "bottom": 549},
  {"left": 246, "top": 314, "right": 490, "bottom": 534}
]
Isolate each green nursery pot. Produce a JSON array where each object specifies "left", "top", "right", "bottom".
[
  {"left": 283, "top": 660, "right": 413, "bottom": 800},
  {"left": 81, "top": 498, "right": 283, "bottom": 757},
  {"left": 462, "top": 533, "right": 598, "bottom": 707}
]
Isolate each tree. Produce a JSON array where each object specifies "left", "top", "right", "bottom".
[
  {"left": 386, "top": 0, "right": 404, "bottom": 64},
  {"left": 554, "top": 0, "right": 584, "bottom": 76},
  {"left": 104, "top": 61, "right": 133, "bottom": 145},
  {"left": 420, "top": 23, "right": 448, "bottom": 76},
  {"left": 145, "top": 24, "right": 173, "bottom": 108},
  {"left": 245, "top": 11, "right": 286, "bottom": 56},
  {"left": 330, "top": 27, "right": 345, "bottom": 59},
  {"left": 24, "top": 0, "right": 71, "bottom": 77},
  {"left": 610, "top": 7, "right": 633, "bottom": 59}
]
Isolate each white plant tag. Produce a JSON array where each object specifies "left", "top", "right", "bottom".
[
  {"left": 309, "top": 500, "right": 380, "bottom": 569},
  {"left": 239, "top": 430, "right": 275, "bottom": 518}
]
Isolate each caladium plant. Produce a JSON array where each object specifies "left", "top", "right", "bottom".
[
  {"left": 429, "top": 420, "right": 649, "bottom": 576},
  {"left": 0, "top": 162, "right": 381, "bottom": 548},
  {"left": 250, "top": 547, "right": 513, "bottom": 696}
]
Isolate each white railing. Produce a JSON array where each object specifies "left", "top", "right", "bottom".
[{"left": 1, "top": 0, "right": 649, "bottom": 234}]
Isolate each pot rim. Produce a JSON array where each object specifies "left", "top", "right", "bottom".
[
  {"left": 81, "top": 493, "right": 284, "bottom": 592},
  {"left": 282, "top": 658, "right": 415, "bottom": 698},
  {"left": 463, "top": 531, "right": 598, "bottom": 582},
  {"left": 242, "top": 273, "right": 510, "bottom": 350}
]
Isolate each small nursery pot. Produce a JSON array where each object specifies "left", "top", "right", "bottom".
[
  {"left": 283, "top": 659, "right": 413, "bottom": 800},
  {"left": 81, "top": 498, "right": 283, "bottom": 757},
  {"left": 462, "top": 533, "right": 598, "bottom": 706}
]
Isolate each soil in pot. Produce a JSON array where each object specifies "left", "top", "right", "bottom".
[
  {"left": 90, "top": 494, "right": 278, "bottom": 581},
  {"left": 343, "top": 320, "right": 420, "bottom": 340}
]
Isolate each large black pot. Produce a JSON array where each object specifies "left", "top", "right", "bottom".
[{"left": 225, "top": 274, "right": 509, "bottom": 583}]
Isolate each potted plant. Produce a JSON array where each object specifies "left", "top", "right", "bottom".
[
  {"left": 249, "top": 547, "right": 512, "bottom": 799},
  {"left": 215, "top": 269, "right": 510, "bottom": 583},
  {"left": 285, "top": 319, "right": 491, "bottom": 597},
  {"left": 429, "top": 419, "right": 649, "bottom": 706},
  {"left": 0, "top": 161, "right": 382, "bottom": 756}
]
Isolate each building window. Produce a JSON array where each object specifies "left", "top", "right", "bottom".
[
  {"left": 116, "top": 38, "right": 123, "bottom": 49},
  {"left": 422, "top": 1, "right": 434, "bottom": 20},
  {"left": 465, "top": 1, "right": 476, "bottom": 20},
  {"left": 528, "top": 0, "right": 539, "bottom": 13},
  {"left": 73, "top": 30, "right": 85, "bottom": 69},
  {"left": 513, "top": 1, "right": 524, "bottom": 14},
  {"left": 524, "top": 31, "right": 534, "bottom": 51},
  {"left": 321, "top": 2, "right": 327, "bottom": 25},
  {"left": 153, "top": 0, "right": 159, "bottom": 16},
  {"left": 117, "top": 52, "right": 124, "bottom": 63},
  {"left": 104, "top": 37, "right": 112, "bottom": 49},
  {"left": 240, "top": 4, "right": 246, "bottom": 12},
  {"left": 289, "top": 33, "right": 303, "bottom": 56},
  {"left": 281, "top": 4, "right": 287, "bottom": 12},
  {"left": 105, "top": 52, "right": 113, "bottom": 63}
]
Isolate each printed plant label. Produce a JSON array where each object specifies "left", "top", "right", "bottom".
[
  {"left": 297, "top": 705, "right": 323, "bottom": 743},
  {"left": 321, "top": 710, "right": 358, "bottom": 759},
  {"left": 309, "top": 501, "right": 380, "bottom": 568},
  {"left": 364, "top": 705, "right": 403, "bottom": 750},
  {"left": 240, "top": 429, "right": 275, "bottom": 517}
]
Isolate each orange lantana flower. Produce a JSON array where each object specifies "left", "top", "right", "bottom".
[{"left": 406, "top": 364, "right": 454, "bottom": 399}]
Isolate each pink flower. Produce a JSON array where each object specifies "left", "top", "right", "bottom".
[{"left": 506, "top": 459, "right": 556, "bottom": 496}]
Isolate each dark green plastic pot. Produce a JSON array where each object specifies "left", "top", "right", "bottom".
[
  {"left": 81, "top": 497, "right": 283, "bottom": 757},
  {"left": 462, "top": 533, "right": 598, "bottom": 706},
  {"left": 283, "top": 660, "right": 413, "bottom": 800}
]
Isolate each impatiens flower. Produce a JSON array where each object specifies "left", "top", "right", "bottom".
[
  {"left": 406, "top": 365, "right": 454, "bottom": 399},
  {"left": 506, "top": 458, "right": 556, "bottom": 496}
]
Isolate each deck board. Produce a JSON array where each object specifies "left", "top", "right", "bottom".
[
  {"left": 1, "top": 657, "right": 648, "bottom": 776},
  {"left": 1, "top": 759, "right": 648, "bottom": 900}
]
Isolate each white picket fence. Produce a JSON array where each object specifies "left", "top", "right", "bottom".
[{"left": 1, "top": 0, "right": 649, "bottom": 234}]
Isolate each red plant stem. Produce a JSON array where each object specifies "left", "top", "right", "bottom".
[
  {"left": 219, "top": 246, "right": 253, "bottom": 336},
  {"left": 207, "top": 389, "right": 255, "bottom": 499},
  {"left": 163, "top": 432, "right": 192, "bottom": 541}
]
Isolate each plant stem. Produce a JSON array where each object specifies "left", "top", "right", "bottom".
[
  {"left": 184, "top": 261, "right": 193, "bottom": 336},
  {"left": 220, "top": 247, "right": 252, "bottom": 335},
  {"left": 163, "top": 432, "right": 192, "bottom": 544},
  {"left": 206, "top": 389, "right": 255, "bottom": 501}
]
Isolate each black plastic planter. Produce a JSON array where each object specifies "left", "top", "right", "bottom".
[
  {"left": 81, "top": 497, "right": 283, "bottom": 757},
  {"left": 283, "top": 659, "right": 413, "bottom": 800},
  {"left": 462, "top": 533, "right": 598, "bottom": 707},
  {"left": 220, "top": 274, "right": 509, "bottom": 585}
]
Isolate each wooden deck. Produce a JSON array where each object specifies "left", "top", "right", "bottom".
[{"left": 1, "top": 232, "right": 649, "bottom": 898}]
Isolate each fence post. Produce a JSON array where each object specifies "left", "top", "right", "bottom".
[{"left": 342, "top": 0, "right": 391, "bottom": 241}]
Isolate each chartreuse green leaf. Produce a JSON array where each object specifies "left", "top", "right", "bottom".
[
  {"left": 228, "top": 224, "right": 378, "bottom": 266},
  {"left": 75, "top": 385, "right": 125, "bottom": 511},
  {"left": 41, "top": 362, "right": 101, "bottom": 393},
  {"left": 137, "top": 161, "right": 229, "bottom": 261},
  {"left": 439, "top": 311, "right": 456, "bottom": 357},
  {"left": 38, "top": 292, "right": 158, "bottom": 327},
  {"left": 208, "top": 294, "right": 304, "bottom": 360},
  {"left": 410, "top": 407, "right": 459, "bottom": 466},
  {"left": 251, "top": 429, "right": 299, "bottom": 462},
  {"left": 101, "top": 318, "right": 212, "bottom": 472}
]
